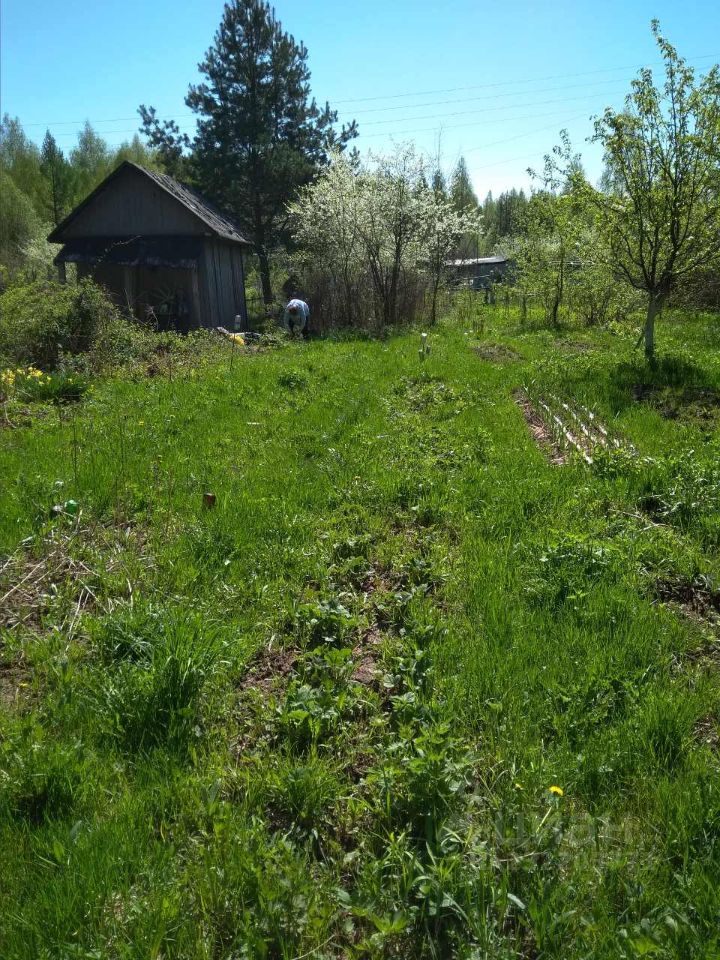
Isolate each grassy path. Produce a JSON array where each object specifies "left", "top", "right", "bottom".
[{"left": 1, "top": 314, "right": 720, "bottom": 957}]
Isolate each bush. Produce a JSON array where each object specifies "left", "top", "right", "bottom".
[
  {"left": 0, "top": 365, "right": 91, "bottom": 404},
  {"left": 0, "top": 277, "right": 120, "bottom": 369}
]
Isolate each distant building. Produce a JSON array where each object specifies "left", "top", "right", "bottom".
[
  {"left": 445, "top": 255, "right": 510, "bottom": 289},
  {"left": 48, "top": 161, "right": 251, "bottom": 331}
]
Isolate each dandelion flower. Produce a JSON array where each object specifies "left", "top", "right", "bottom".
[{"left": 549, "top": 785, "right": 564, "bottom": 797}]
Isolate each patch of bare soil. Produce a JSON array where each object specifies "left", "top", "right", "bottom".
[
  {"left": 695, "top": 714, "right": 720, "bottom": 752},
  {"left": 632, "top": 385, "right": 720, "bottom": 424},
  {"left": 514, "top": 391, "right": 567, "bottom": 465},
  {"left": 0, "top": 661, "right": 30, "bottom": 709},
  {"left": 472, "top": 343, "right": 522, "bottom": 363},
  {"left": 552, "top": 339, "right": 594, "bottom": 354},
  {"left": 0, "top": 520, "right": 148, "bottom": 634},
  {"left": 239, "top": 645, "right": 298, "bottom": 695},
  {"left": 1, "top": 406, "right": 50, "bottom": 430},
  {"left": 654, "top": 576, "right": 720, "bottom": 626},
  {"left": 351, "top": 624, "right": 383, "bottom": 686}
]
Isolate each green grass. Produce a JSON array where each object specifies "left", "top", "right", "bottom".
[{"left": 1, "top": 309, "right": 720, "bottom": 958}]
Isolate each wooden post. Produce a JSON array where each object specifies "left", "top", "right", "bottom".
[{"left": 57, "top": 261, "right": 67, "bottom": 283}]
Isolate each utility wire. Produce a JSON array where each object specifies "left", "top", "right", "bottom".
[
  {"left": 329, "top": 54, "right": 718, "bottom": 103},
  {"left": 18, "top": 78, "right": 627, "bottom": 130},
  {"left": 44, "top": 90, "right": 625, "bottom": 141},
  {"left": 18, "top": 53, "right": 717, "bottom": 128},
  {"left": 359, "top": 109, "right": 596, "bottom": 140}
]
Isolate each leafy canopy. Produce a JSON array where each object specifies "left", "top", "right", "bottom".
[{"left": 139, "top": 0, "right": 357, "bottom": 302}]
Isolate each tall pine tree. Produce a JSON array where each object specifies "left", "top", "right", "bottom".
[
  {"left": 140, "top": 0, "right": 357, "bottom": 303},
  {"left": 450, "top": 157, "right": 479, "bottom": 215},
  {"left": 450, "top": 157, "right": 480, "bottom": 259},
  {"left": 40, "top": 131, "right": 74, "bottom": 226}
]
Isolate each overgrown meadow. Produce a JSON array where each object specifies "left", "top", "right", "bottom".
[{"left": 1, "top": 310, "right": 720, "bottom": 958}]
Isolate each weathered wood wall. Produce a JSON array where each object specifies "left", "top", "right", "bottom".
[
  {"left": 200, "top": 240, "right": 247, "bottom": 330},
  {"left": 78, "top": 261, "right": 200, "bottom": 330},
  {"left": 61, "top": 166, "right": 205, "bottom": 239}
]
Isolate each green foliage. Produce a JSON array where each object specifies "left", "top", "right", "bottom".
[
  {"left": 0, "top": 169, "right": 42, "bottom": 271},
  {"left": 39, "top": 131, "right": 74, "bottom": 227},
  {"left": 0, "top": 277, "right": 120, "bottom": 369},
  {"left": 587, "top": 23, "right": 720, "bottom": 355},
  {"left": 291, "top": 146, "right": 480, "bottom": 327},
  {"left": 11, "top": 367, "right": 90, "bottom": 404},
  {"left": 140, "top": 0, "right": 357, "bottom": 302},
  {"left": 0, "top": 739, "right": 81, "bottom": 825},
  {"left": 92, "top": 617, "right": 218, "bottom": 754},
  {"left": 1, "top": 114, "right": 164, "bottom": 251},
  {"left": 369, "top": 720, "right": 472, "bottom": 844}
]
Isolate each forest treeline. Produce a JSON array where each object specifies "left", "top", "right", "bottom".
[{"left": 0, "top": 118, "right": 162, "bottom": 275}]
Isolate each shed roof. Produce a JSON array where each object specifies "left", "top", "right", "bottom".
[
  {"left": 48, "top": 161, "right": 251, "bottom": 246},
  {"left": 445, "top": 256, "right": 508, "bottom": 267}
]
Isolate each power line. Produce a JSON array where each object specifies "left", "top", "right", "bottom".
[
  {"left": 15, "top": 78, "right": 626, "bottom": 131},
  {"left": 356, "top": 91, "right": 628, "bottom": 129},
  {"left": 358, "top": 109, "right": 597, "bottom": 141},
  {"left": 345, "top": 77, "right": 631, "bottom": 115},
  {"left": 17, "top": 52, "right": 717, "bottom": 128},
  {"left": 329, "top": 54, "right": 718, "bottom": 104},
  {"left": 44, "top": 104, "right": 600, "bottom": 143},
  {"left": 44, "top": 86, "right": 631, "bottom": 142}
]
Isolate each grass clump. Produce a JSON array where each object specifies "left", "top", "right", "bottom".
[{"left": 90, "top": 616, "right": 219, "bottom": 754}]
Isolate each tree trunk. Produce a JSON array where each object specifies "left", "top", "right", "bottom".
[
  {"left": 430, "top": 274, "right": 441, "bottom": 325},
  {"left": 256, "top": 248, "right": 273, "bottom": 305},
  {"left": 644, "top": 293, "right": 664, "bottom": 360}
]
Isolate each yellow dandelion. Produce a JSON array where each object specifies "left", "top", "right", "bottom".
[{"left": 548, "top": 785, "right": 564, "bottom": 797}]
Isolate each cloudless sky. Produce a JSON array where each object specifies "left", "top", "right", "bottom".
[{"left": 2, "top": 0, "right": 719, "bottom": 197}]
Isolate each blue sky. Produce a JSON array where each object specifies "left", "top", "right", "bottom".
[{"left": 2, "top": 0, "right": 719, "bottom": 196}]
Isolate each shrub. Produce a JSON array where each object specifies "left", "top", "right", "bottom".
[
  {"left": 1, "top": 365, "right": 91, "bottom": 403},
  {"left": 0, "top": 277, "right": 120, "bottom": 369}
]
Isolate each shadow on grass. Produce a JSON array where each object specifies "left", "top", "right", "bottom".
[
  {"left": 611, "top": 354, "right": 711, "bottom": 390},
  {"left": 608, "top": 353, "right": 717, "bottom": 416}
]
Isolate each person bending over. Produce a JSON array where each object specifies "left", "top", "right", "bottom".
[{"left": 284, "top": 297, "right": 310, "bottom": 339}]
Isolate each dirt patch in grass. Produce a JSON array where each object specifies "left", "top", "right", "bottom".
[
  {"left": 351, "top": 624, "right": 383, "bottom": 686},
  {"left": 0, "top": 520, "right": 148, "bottom": 634},
  {"left": 695, "top": 714, "right": 719, "bottom": 752},
  {"left": 239, "top": 645, "right": 298, "bottom": 695},
  {"left": 514, "top": 391, "right": 567, "bottom": 465},
  {"left": 632, "top": 385, "right": 720, "bottom": 424},
  {"left": 472, "top": 343, "right": 522, "bottom": 363},
  {"left": 1, "top": 406, "right": 51, "bottom": 430},
  {"left": 654, "top": 575, "right": 720, "bottom": 625},
  {"left": 553, "top": 339, "right": 594, "bottom": 354},
  {"left": 0, "top": 661, "right": 31, "bottom": 709}
]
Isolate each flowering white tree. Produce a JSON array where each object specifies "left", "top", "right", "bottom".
[{"left": 290, "top": 145, "right": 479, "bottom": 327}]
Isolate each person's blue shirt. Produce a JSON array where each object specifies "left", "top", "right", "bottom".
[{"left": 284, "top": 299, "right": 310, "bottom": 329}]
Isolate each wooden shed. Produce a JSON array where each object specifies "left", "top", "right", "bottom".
[
  {"left": 445, "top": 256, "right": 510, "bottom": 288},
  {"left": 48, "top": 161, "right": 251, "bottom": 331}
]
